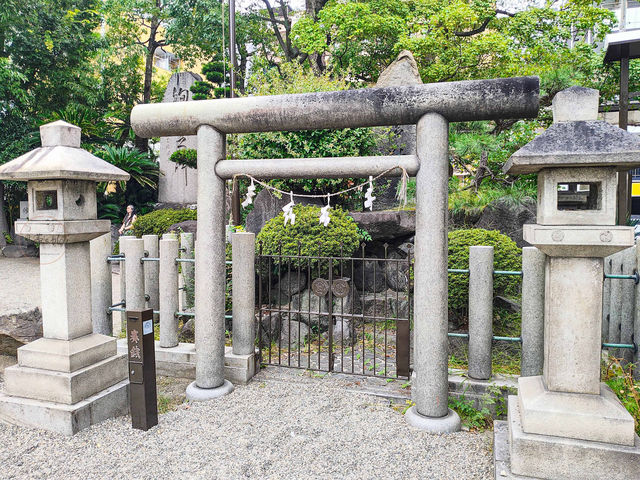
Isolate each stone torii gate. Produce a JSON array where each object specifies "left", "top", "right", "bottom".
[{"left": 131, "top": 77, "right": 539, "bottom": 432}]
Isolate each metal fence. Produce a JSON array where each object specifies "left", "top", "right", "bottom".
[
  {"left": 91, "top": 232, "right": 640, "bottom": 382},
  {"left": 256, "top": 242, "right": 412, "bottom": 379}
]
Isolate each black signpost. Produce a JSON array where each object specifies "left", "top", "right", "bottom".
[{"left": 126, "top": 309, "right": 158, "bottom": 431}]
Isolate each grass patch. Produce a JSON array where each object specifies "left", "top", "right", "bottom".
[{"left": 603, "top": 357, "right": 640, "bottom": 435}]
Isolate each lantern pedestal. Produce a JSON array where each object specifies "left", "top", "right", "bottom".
[
  {"left": 0, "top": 120, "right": 130, "bottom": 435},
  {"left": 494, "top": 397, "right": 640, "bottom": 480},
  {"left": 495, "top": 87, "right": 640, "bottom": 479}
]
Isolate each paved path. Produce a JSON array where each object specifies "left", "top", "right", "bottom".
[{"left": 0, "top": 367, "right": 493, "bottom": 480}]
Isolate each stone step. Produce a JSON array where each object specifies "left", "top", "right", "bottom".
[
  {"left": 0, "top": 379, "right": 129, "bottom": 436},
  {"left": 4, "top": 353, "right": 127, "bottom": 405},
  {"left": 116, "top": 340, "right": 257, "bottom": 385},
  {"left": 17, "top": 333, "right": 116, "bottom": 372}
]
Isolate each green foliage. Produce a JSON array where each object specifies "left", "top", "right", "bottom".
[
  {"left": 292, "top": 0, "right": 615, "bottom": 84},
  {"left": 448, "top": 178, "right": 537, "bottom": 217},
  {"left": 98, "top": 202, "right": 123, "bottom": 223},
  {"left": 257, "top": 205, "right": 360, "bottom": 269},
  {"left": 94, "top": 145, "right": 160, "bottom": 221},
  {"left": 604, "top": 358, "right": 640, "bottom": 435},
  {"left": 447, "top": 229, "right": 521, "bottom": 314},
  {"left": 169, "top": 149, "right": 197, "bottom": 169},
  {"left": 96, "top": 145, "right": 159, "bottom": 191},
  {"left": 239, "top": 63, "right": 378, "bottom": 204},
  {"left": 448, "top": 393, "right": 493, "bottom": 431},
  {"left": 190, "top": 80, "right": 214, "bottom": 101},
  {"left": 133, "top": 208, "right": 197, "bottom": 237}
]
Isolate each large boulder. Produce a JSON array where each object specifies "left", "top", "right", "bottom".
[
  {"left": 372, "top": 50, "right": 422, "bottom": 209},
  {"left": 376, "top": 50, "right": 422, "bottom": 88},
  {"left": 384, "top": 249, "right": 411, "bottom": 291},
  {"left": 474, "top": 197, "right": 537, "bottom": 247},
  {"left": 166, "top": 220, "right": 198, "bottom": 239},
  {"left": 270, "top": 271, "right": 308, "bottom": 304},
  {"left": 288, "top": 288, "right": 330, "bottom": 329},
  {"left": 350, "top": 210, "right": 415, "bottom": 242},
  {"left": 0, "top": 306, "right": 43, "bottom": 355},
  {"left": 354, "top": 260, "right": 387, "bottom": 293},
  {"left": 280, "top": 319, "right": 309, "bottom": 350}
]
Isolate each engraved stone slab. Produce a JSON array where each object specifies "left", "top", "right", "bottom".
[{"left": 158, "top": 72, "right": 202, "bottom": 204}]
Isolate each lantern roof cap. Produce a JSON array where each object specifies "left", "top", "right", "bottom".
[
  {"left": 0, "top": 121, "right": 130, "bottom": 182},
  {"left": 504, "top": 87, "right": 640, "bottom": 175}
]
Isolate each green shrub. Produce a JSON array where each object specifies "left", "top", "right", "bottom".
[
  {"left": 448, "top": 228, "right": 521, "bottom": 314},
  {"left": 169, "top": 149, "right": 197, "bottom": 169},
  {"left": 257, "top": 205, "right": 360, "bottom": 270},
  {"left": 133, "top": 208, "right": 197, "bottom": 237}
]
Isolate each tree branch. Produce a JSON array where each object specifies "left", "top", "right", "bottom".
[{"left": 454, "top": 16, "right": 492, "bottom": 37}]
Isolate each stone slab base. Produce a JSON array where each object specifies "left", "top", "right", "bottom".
[
  {"left": 0, "top": 379, "right": 129, "bottom": 436},
  {"left": 4, "top": 353, "right": 127, "bottom": 404},
  {"left": 493, "top": 420, "right": 531, "bottom": 479},
  {"left": 501, "top": 395, "right": 640, "bottom": 480},
  {"left": 518, "top": 375, "right": 635, "bottom": 445},
  {"left": 117, "top": 340, "right": 258, "bottom": 385},
  {"left": 18, "top": 333, "right": 116, "bottom": 372}
]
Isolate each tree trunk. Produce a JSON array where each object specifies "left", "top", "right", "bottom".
[
  {"left": 135, "top": 23, "right": 158, "bottom": 153},
  {"left": 0, "top": 182, "right": 9, "bottom": 247}
]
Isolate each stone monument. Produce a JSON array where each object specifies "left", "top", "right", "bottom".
[
  {"left": 496, "top": 87, "right": 640, "bottom": 479},
  {"left": 157, "top": 72, "right": 201, "bottom": 205},
  {"left": 0, "top": 120, "right": 131, "bottom": 435}
]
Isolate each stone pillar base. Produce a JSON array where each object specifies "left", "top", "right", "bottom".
[
  {"left": 186, "top": 379, "right": 234, "bottom": 402},
  {"left": 518, "top": 375, "right": 635, "bottom": 445},
  {"left": 404, "top": 405, "right": 461, "bottom": 433},
  {"left": 0, "top": 380, "right": 129, "bottom": 436},
  {"left": 116, "top": 340, "right": 258, "bottom": 385},
  {"left": 0, "top": 333, "right": 129, "bottom": 435},
  {"left": 495, "top": 396, "right": 640, "bottom": 480}
]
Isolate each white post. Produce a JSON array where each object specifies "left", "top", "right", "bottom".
[
  {"left": 121, "top": 237, "right": 145, "bottom": 312},
  {"left": 603, "top": 255, "right": 612, "bottom": 344},
  {"left": 634, "top": 239, "right": 640, "bottom": 379},
  {"left": 468, "top": 246, "right": 494, "bottom": 380},
  {"left": 90, "top": 233, "right": 112, "bottom": 335},
  {"left": 521, "top": 246, "right": 546, "bottom": 377},
  {"left": 609, "top": 251, "right": 623, "bottom": 358},
  {"left": 143, "top": 235, "right": 159, "bottom": 312},
  {"left": 232, "top": 232, "right": 255, "bottom": 355},
  {"left": 405, "top": 113, "right": 460, "bottom": 433},
  {"left": 620, "top": 246, "right": 636, "bottom": 365},
  {"left": 186, "top": 124, "right": 234, "bottom": 400},
  {"left": 119, "top": 241, "right": 127, "bottom": 335},
  {"left": 159, "top": 237, "right": 179, "bottom": 347},
  {"left": 180, "top": 232, "right": 195, "bottom": 309}
]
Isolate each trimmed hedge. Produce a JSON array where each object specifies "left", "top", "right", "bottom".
[
  {"left": 133, "top": 208, "right": 197, "bottom": 237},
  {"left": 257, "top": 204, "right": 360, "bottom": 269},
  {"left": 169, "top": 149, "right": 197, "bottom": 169},
  {"left": 448, "top": 228, "right": 521, "bottom": 314}
]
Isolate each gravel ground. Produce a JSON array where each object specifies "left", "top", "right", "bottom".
[{"left": 0, "top": 372, "right": 493, "bottom": 480}]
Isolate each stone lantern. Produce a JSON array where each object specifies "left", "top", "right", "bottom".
[
  {"left": 0, "top": 121, "right": 131, "bottom": 435},
  {"left": 497, "top": 87, "right": 640, "bottom": 479}
]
